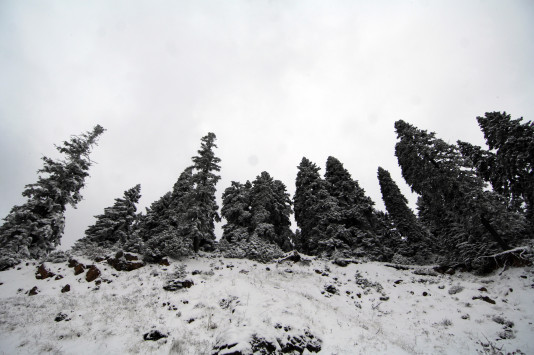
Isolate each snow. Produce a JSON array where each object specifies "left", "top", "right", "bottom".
[{"left": 0, "top": 256, "right": 533, "bottom": 354}]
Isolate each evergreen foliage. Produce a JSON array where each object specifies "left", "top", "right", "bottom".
[
  {"left": 221, "top": 181, "right": 252, "bottom": 244},
  {"left": 219, "top": 172, "right": 293, "bottom": 260},
  {"left": 377, "top": 167, "right": 431, "bottom": 261},
  {"left": 73, "top": 184, "right": 141, "bottom": 252},
  {"left": 250, "top": 172, "right": 293, "bottom": 251},
  {"left": 138, "top": 133, "right": 221, "bottom": 260},
  {"left": 141, "top": 167, "right": 195, "bottom": 260},
  {"left": 459, "top": 112, "right": 534, "bottom": 225},
  {"left": 294, "top": 157, "right": 330, "bottom": 255},
  {"left": 0, "top": 125, "right": 104, "bottom": 268},
  {"left": 394, "top": 120, "right": 525, "bottom": 269},
  {"left": 188, "top": 132, "right": 222, "bottom": 251}
]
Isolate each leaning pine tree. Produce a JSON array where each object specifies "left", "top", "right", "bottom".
[
  {"left": 459, "top": 112, "right": 534, "bottom": 227},
  {"left": 377, "top": 167, "right": 432, "bottom": 262},
  {"left": 0, "top": 125, "right": 105, "bottom": 269},
  {"left": 394, "top": 120, "right": 525, "bottom": 271},
  {"left": 73, "top": 184, "right": 141, "bottom": 253}
]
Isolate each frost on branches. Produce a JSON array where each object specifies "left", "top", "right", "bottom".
[{"left": 0, "top": 125, "right": 105, "bottom": 270}]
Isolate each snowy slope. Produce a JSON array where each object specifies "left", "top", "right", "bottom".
[{"left": 0, "top": 255, "right": 533, "bottom": 354}]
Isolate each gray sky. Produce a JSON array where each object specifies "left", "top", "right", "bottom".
[{"left": 1, "top": 1, "right": 533, "bottom": 250}]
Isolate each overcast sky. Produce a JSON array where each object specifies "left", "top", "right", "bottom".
[{"left": 1, "top": 0, "right": 533, "bottom": 250}]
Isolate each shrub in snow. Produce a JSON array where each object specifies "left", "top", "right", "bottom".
[
  {"left": 42, "top": 250, "right": 71, "bottom": 264},
  {"left": 218, "top": 234, "right": 284, "bottom": 262}
]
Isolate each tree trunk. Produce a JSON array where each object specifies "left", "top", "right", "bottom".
[{"left": 480, "top": 214, "right": 509, "bottom": 250}]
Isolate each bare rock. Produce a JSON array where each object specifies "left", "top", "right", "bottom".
[
  {"left": 143, "top": 330, "right": 167, "bottom": 341},
  {"left": 163, "top": 279, "right": 194, "bottom": 291},
  {"left": 61, "top": 284, "right": 71, "bottom": 293},
  {"left": 35, "top": 264, "right": 55, "bottom": 279},
  {"left": 86, "top": 265, "right": 101, "bottom": 282},
  {"left": 28, "top": 286, "right": 39, "bottom": 296},
  {"left": 74, "top": 264, "right": 85, "bottom": 276},
  {"left": 107, "top": 253, "right": 145, "bottom": 272}
]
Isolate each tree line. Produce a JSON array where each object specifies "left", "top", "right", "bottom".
[{"left": 0, "top": 112, "right": 532, "bottom": 271}]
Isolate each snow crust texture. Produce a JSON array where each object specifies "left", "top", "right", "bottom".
[{"left": 1, "top": 256, "right": 533, "bottom": 354}]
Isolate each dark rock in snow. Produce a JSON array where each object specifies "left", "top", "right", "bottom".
[
  {"left": 61, "top": 284, "right": 70, "bottom": 293},
  {"left": 107, "top": 254, "right": 144, "bottom": 272},
  {"left": 191, "top": 270, "right": 201, "bottom": 275},
  {"left": 124, "top": 253, "right": 138, "bottom": 261},
  {"left": 143, "top": 330, "right": 168, "bottom": 341},
  {"left": 334, "top": 259, "right": 355, "bottom": 267},
  {"left": 28, "top": 286, "right": 39, "bottom": 296},
  {"left": 473, "top": 295, "right": 496, "bottom": 304},
  {"left": 68, "top": 259, "right": 81, "bottom": 268},
  {"left": 158, "top": 258, "right": 170, "bottom": 266},
  {"left": 35, "top": 264, "right": 55, "bottom": 279},
  {"left": 74, "top": 264, "right": 85, "bottom": 276},
  {"left": 163, "top": 279, "right": 194, "bottom": 291},
  {"left": 55, "top": 275, "right": 64, "bottom": 280},
  {"left": 54, "top": 312, "right": 70, "bottom": 322},
  {"left": 94, "top": 256, "right": 105, "bottom": 262},
  {"left": 86, "top": 265, "right": 101, "bottom": 282},
  {"left": 325, "top": 285, "right": 338, "bottom": 295},
  {"left": 478, "top": 287, "right": 488, "bottom": 292},
  {"left": 251, "top": 334, "right": 277, "bottom": 354}
]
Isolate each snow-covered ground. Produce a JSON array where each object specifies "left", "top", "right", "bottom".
[{"left": 0, "top": 255, "right": 533, "bottom": 354}]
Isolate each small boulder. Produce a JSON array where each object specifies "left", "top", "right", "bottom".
[
  {"left": 68, "top": 259, "right": 80, "bottom": 268},
  {"left": 143, "top": 330, "right": 168, "bottom": 341},
  {"left": 55, "top": 275, "right": 64, "bottom": 280},
  {"left": 334, "top": 259, "right": 350, "bottom": 267},
  {"left": 74, "top": 264, "right": 85, "bottom": 276},
  {"left": 124, "top": 253, "right": 139, "bottom": 261},
  {"left": 163, "top": 279, "right": 194, "bottom": 291},
  {"left": 28, "top": 286, "right": 39, "bottom": 296},
  {"left": 107, "top": 253, "right": 144, "bottom": 272},
  {"left": 159, "top": 258, "right": 170, "bottom": 266},
  {"left": 35, "top": 264, "right": 55, "bottom": 279},
  {"left": 61, "top": 284, "right": 71, "bottom": 293},
  {"left": 325, "top": 285, "right": 338, "bottom": 295},
  {"left": 86, "top": 265, "right": 101, "bottom": 282},
  {"left": 54, "top": 312, "right": 70, "bottom": 322}
]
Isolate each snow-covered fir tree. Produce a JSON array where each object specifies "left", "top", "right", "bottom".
[
  {"left": 294, "top": 157, "right": 330, "bottom": 255},
  {"left": 395, "top": 120, "right": 525, "bottom": 270},
  {"left": 221, "top": 181, "right": 253, "bottom": 243},
  {"left": 250, "top": 171, "right": 293, "bottom": 251},
  {"left": 138, "top": 133, "right": 221, "bottom": 259},
  {"left": 73, "top": 184, "right": 141, "bottom": 252},
  {"left": 0, "top": 125, "right": 105, "bottom": 269},
  {"left": 188, "top": 132, "right": 222, "bottom": 251},
  {"left": 142, "top": 167, "right": 196, "bottom": 259},
  {"left": 377, "top": 167, "right": 432, "bottom": 262},
  {"left": 459, "top": 112, "right": 534, "bottom": 228}
]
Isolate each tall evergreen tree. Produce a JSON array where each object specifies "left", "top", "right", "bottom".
[
  {"left": 294, "top": 157, "right": 328, "bottom": 255},
  {"left": 74, "top": 184, "right": 141, "bottom": 250},
  {"left": 221, "top": 181, "right": 253, "bottom": 243},
  {"left": 139, "top": 133, "right": 221, "bottom": 259},
  {"left": 377, "top": 167, "right": 430, "bottom": 260},
  {"left": 395, "top": 120, "right": 525, "bottom": 269},
  {"left": 459, "top": 112, "right": 534, "bottom": 224},
  {"left": 141, "top": 167, "right": 195, "bottom": 259},
  {"left": 188, "top": 132, "right": 222, "bottom": 251},
  {"left": 250, "top": 171, "right": 293, "bottom": 251},
  {"left": 325, "top": 156, "right": 375, "bottom": 233},
  {"left": 0, "top": 125, "right": 105, "bottom": 267}
]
